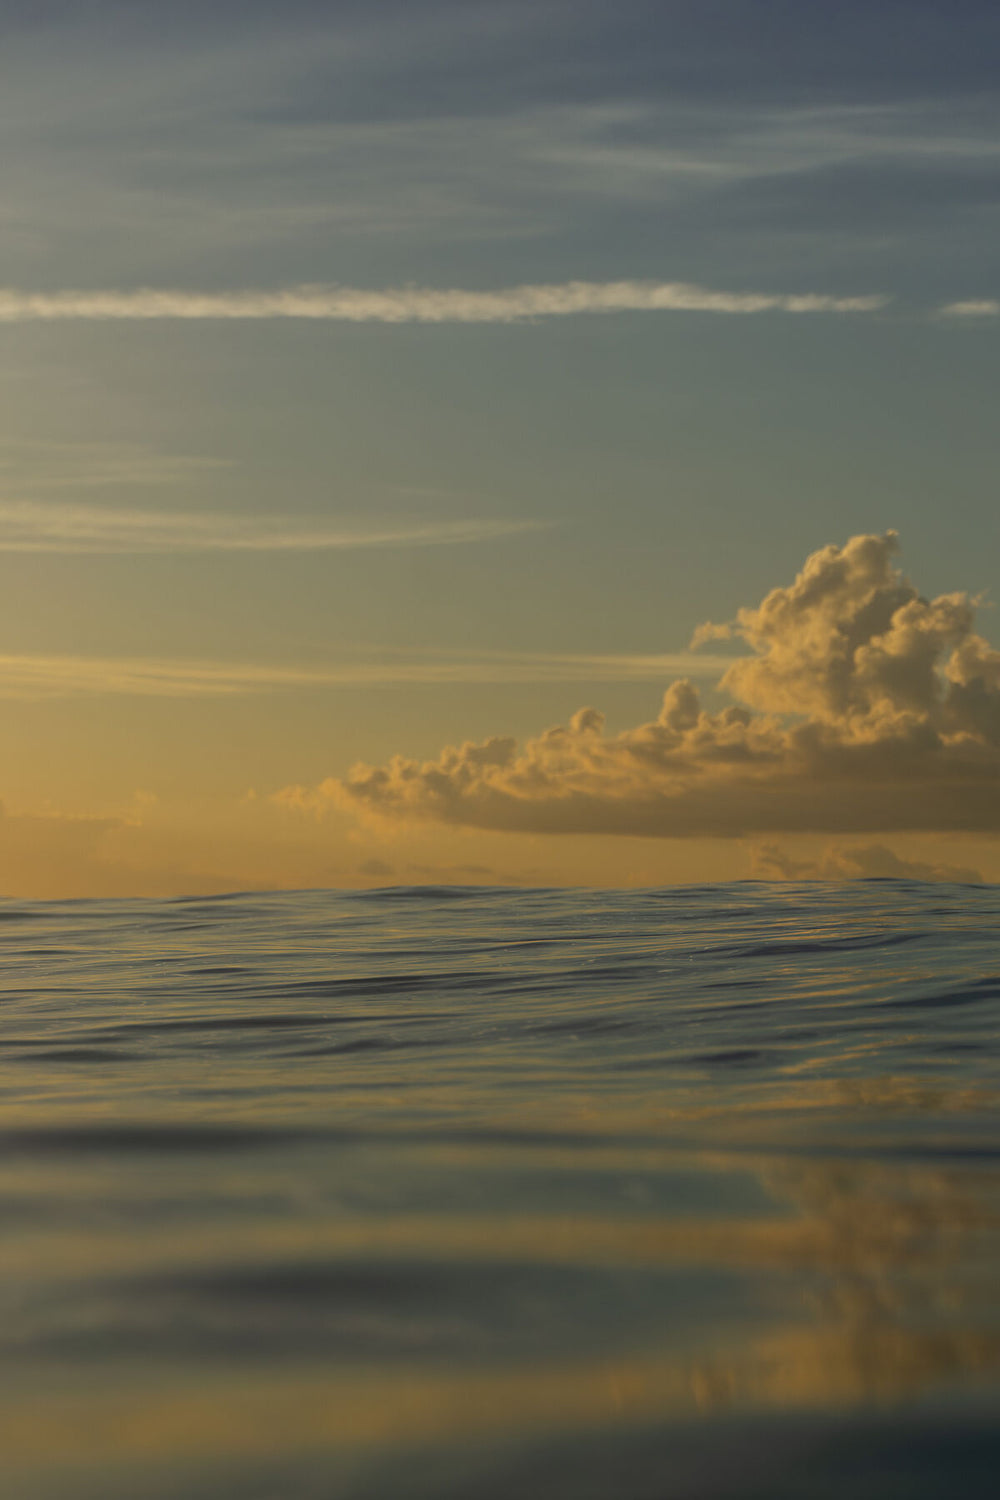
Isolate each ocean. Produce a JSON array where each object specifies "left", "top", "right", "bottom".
[{"left": 0, "top": 881, "right": 997, "bottom": 1499}]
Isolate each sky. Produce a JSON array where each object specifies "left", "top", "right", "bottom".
[{"left": 1, "top": 0, "right": 999, "bottom": 896}]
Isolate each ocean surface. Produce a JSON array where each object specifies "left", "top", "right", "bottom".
[{"left": 0, "top": 881, "right": 998, "bottom": 1499}]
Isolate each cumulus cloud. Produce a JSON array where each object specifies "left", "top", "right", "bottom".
[
  {"left": 0, "top": 501, "right": 543, "bottom": 554},
  {"left": 0, "top": 280, "right": 886, "bottom": 324},
  {"left": 288, "top": 533, "right": 1000, "bottom": 839}
]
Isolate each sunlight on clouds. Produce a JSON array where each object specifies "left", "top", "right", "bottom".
[
  {"left": 292, "top": 533, "right": 1000, "bottom": 839},
  {"left": 939, "top": 300, "right": 1000, "bottom": 317},
  {"left": 0, "top": 280, "right": 887, "bottom": 323},
  {"left": 0, "top": 441, "right": 230, "bottom": 490},
  {"left": 0, "top": 502, "right": 545, "bottom": 554},
  {"left": 0, "top": 649, "right": 737, "bottom": 698}
]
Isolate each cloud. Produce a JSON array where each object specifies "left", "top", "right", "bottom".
[
  {"left": 0, "top": 280, "right": 887, "bottom": 324},
  {"left": 939, "top": 299, "right": 1000, "bottom": 317},
  {"left": 0, "top": 441, "right": 230, "bottom": 491},
  {"left": 0, "top": 501, "right": 543, "bottom": 554},
  {"left": 750, "top": 841, "right": 985, "bottom": 884},
  {"left": 0, "top": 648, "right": 736, "bottom": 699},
  {"left": 4, "top": 4, "right": 999, "bottom": 304},
  {"left": 294, "top": 532, "right": 1000, "bottom": 839}
]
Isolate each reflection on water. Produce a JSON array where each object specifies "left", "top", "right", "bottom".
[{"left": 0, "top": 883, "right": 997, "bottom": 1497}]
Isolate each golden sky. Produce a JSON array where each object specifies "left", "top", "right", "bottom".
[{"left": 1, "top": 3, "right": 999, "bottom": 896}]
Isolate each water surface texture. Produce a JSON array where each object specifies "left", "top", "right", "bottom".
[{"left": 1, "top": 882, "right": 998, "bottom": 1498}]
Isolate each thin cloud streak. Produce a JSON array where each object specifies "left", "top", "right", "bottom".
[
  {"left": 0, "top": 441, "right": 232, "bottom": 491},
  {"left": 0, "top": 281, "right": 887, "bottom": 324},
  {"left": 939, "top": 299, "right": 1000, "bottom": 317},
  {"left": 0, "top": 650, "right": 739, "bottom": 699},
  {"left": 0, "top": 502, "right": 544, "bottom": 554}
]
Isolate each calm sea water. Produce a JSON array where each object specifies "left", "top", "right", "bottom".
[{"left": 1, "top": 881, "right": 998, "bottom": 1499}]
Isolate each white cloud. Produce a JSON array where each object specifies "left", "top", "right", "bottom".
[
  {"left": 0, "top": 501, "right": 544, "bottom": 554},
  {"left": 0, "top": 280, "right": 887, "bottom": 324},
  {"left": 0, "top": 648, "right": 737, "bottom": 699},
  {"left": 939, "top": 300, "right": 1000, "bottom": 317}
]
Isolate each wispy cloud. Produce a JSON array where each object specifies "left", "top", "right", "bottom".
[
  {"left": 0, "top": 441, "right": 231, "bottom": 491},
  {"left": 0, "top": 280, "right": 887, "bottom": 324},
  {"left": 0, "top": 501, "right": 544, "bottom": 554},
  {"left": 939, "top": 299, "right": 1000, "bottom": 317},
  {"left": 0, "top": 649, "right": 738, "bottom": 699}
]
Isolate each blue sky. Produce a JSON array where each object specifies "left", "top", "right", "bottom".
[{"left": 0, "top": 1, "right": 997, "bottom": 293}]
